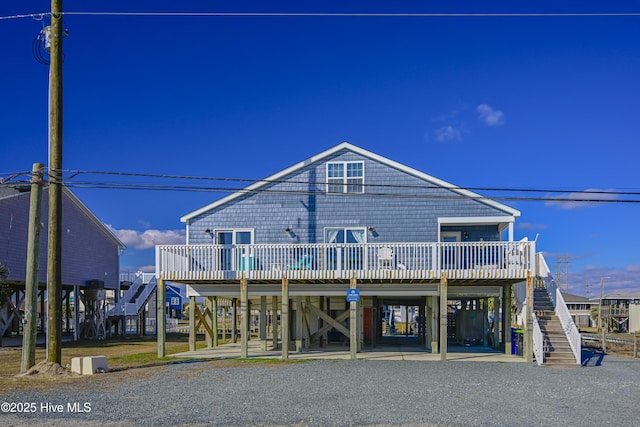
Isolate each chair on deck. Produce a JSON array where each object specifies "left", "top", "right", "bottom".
[
  {"left": 377, "top": 247, "right": 394, "bottom": 269},
  {"left": 288, "top": 254, "right": 313, "bottom": 270}
]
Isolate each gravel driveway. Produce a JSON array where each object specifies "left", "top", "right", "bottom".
[{"left": 2, "top": 351, "right": 639, "bottom": 426}]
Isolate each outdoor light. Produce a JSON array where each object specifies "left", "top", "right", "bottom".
[
  {"left": 285, "top": 227, "right": 296, "bottom": 238},
  {"left": 205, "top": 229, "right": 214, "bottom": 240},
  {"left": 463, "top": 232, "right": 469, "bottom": 239},
  {"left": 368, "top": 226, "right": 375, "bottom": 233}
]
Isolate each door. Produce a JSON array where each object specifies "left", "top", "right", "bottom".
[
  {"left": 216, "top": 229, "right": 253, "bottom": 270},
  {"left": 325, "top": 228, "right": 366, "bottom": 270},
  {"left": 440, "top": 231, "right": 461, "bottom": 269}
]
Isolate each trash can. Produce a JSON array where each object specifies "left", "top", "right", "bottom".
[{"left": 511, "top": 328, "right": 524, "bottom": 356}]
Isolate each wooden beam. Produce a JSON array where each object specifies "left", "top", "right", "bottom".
[
  {"left": 439, "top": 273, "right": 448, "bottom": 361},
  {"left": 295, "top": 297, "right": 303, "bottom": 352},
  {"left": 525, "top": 271, "right": 534, "bottom": 362},
  {"left": 272, "top": 296, "right": 278, "bottom": 350},
  {"left": 157, "top": 278, "right": 166, "bottom": 357},
  {"left": 350, "top": 275, "right": 357, "bottom": 359},
  {"left": 308, "top": 305, "right": 350, "bottom": 339},
  {"left": 281, "top": 276, "right": 289, "bottom": 360},
  {"left": 212, "top": 296, "right": 218, "bottom": 347},
  {"left": 189, "top": 296, "right": 196, "bottom": 352},
  {"left": 240, "top": 277, "right": 248, "bottom": 359},
  {"left": 260, "top": 296, "right": 267, "bottom": 351},
  {"left": 504, "top": 284, "right": 512, "bottom": 355},
  {"left": 194, "top": 306, "right": 215, "bottom": 339},
  {"left": 205, "top": 297, "right": 214, "bottom": 347}
]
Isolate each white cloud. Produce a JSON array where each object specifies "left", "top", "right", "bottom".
[
  {"left": 108, "top": 226, "right": 186, "bottom": 249},
  {"left": 545, "top": 188, "right": 619, "bottom": 210},
  {"left": 475, "top": 104, "right": 505, "bottom": 126},
  {"left": 517, "top": 222, "right": 548, "bottom": 230},
  {"left": 434, "top": 125, "right": 462, "bottom": 142}
]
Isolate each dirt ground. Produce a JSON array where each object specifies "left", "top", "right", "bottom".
[{"left": 0, "top": 333, "right": 210, "bottom": 390}]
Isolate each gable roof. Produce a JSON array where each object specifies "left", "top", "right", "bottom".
[
  {"left": 0, "top": 184, "right": 126, "bottom": 250},
  {"left": 181, "top": 142, "right": 521, "bottom": 222}
]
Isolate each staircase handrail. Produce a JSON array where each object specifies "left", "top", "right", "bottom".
[
  {"left": 537, "top": 253, "right": 582, "bottom": 365},
  {"left": 532, "top": 313, "right": 544, "bottom": 365},
  {"left": 109, "top": 274, "right": 143, "bottom": 316},
  {"left": 133, "top": 276, "right": 157, "bottom": 314}
]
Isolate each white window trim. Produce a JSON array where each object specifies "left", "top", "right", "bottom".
[
  {"left": 323, "top": 227, "right": 368, "bottom": 244},
  {"left": 214, "top": 228, "right": 254, "bottom": 245},
  {"left": 326, "top": 161, "right": 365, "bottom": 194}
]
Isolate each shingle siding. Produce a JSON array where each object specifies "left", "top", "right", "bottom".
[
  {"left": 0, "top": 189, "right": 120, "bottom": 289},
  {"left": 187, "top": 148, "right": 513, "bottom": 245}
]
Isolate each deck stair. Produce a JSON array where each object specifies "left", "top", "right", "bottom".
[
  {"left": 108, "top": 273, "right": 157, "bottom": 317},
  {"left": 534, "top": 284, "right": 577, "bottom": 366}
]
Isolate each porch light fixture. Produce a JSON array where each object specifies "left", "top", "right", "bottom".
[
  {"left": 285, "top": 227, "right": 296, "bottom": 238},
  {"left": 463, "top": 232, "right": 469, "bottom": 239},
  {"left": 205, "top": 229, "right": 214, "bottom": 240},
  {"left": 368, "top": 226, "right": 375, "bottom": 233}
]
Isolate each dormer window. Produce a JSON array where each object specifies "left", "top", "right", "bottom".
[{"left": 327, "top": 161, "right": 364, "bottom": 193}]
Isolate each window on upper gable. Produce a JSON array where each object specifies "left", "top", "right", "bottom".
[{"left": 326, "top": 161, "right": 364, "bottom": 193}]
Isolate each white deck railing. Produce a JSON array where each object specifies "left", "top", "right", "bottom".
[{"left": 156, "top": 241, "right": 535, "bottom": 282}]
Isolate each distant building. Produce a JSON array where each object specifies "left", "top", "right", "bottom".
[
  {"left": 596, "top": 291, "right": 640, "bottom": 333},
  {"left": 562, "top": 292, "right": 598, "bottom": 328},
  {"left": 0, "top": 184, "right": 125, "bottom": 342}
]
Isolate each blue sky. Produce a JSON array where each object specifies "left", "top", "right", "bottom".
[{"left": 2, "top": 1, "right": 639, "bottom": 297}]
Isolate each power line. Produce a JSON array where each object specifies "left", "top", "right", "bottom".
[
  {"left": 4, "top": 11, "right": 640, "bottom": 21},
  {"left": 3, "top": 169, "right": 640, "bottom": 203}
]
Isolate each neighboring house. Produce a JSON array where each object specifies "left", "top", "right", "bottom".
[
  {"left": 562, "top": 292, "right": 598, "bottom": 328},
  {"left": 0, "top": 184, "right": 125, "bottom": 342},
  {"left": 156, "top": 142, "right": 578, "bottom": 364},
  {"left": 597, "top": 291, "right": 640, "bottom": 333}
]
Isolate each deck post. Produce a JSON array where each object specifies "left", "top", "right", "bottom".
[
  {"left": 295, "top": 297, "right": 303, "bottom": 351},
  {"left": 240, "top": 276, "right": 248, "bottom": 359},
  {"left": 439, "top": 273, "right": 448, "bottom": 361},
  {"left": 504, "top": 284, "right": 512, "bottom": 355},
  {"left": 525, "top": 272, "right": 534, "bottom": 362},
  {"left": 157, "top": 277, "right": 166, "bottom": 358},
  {"left": 206, "top": 297, "right": 214, "bottom": 347},
  {"left": 492, "top": 297, "right": 500, "bottom": 349},
  {"left": 431, "top": 295, "right": 438, "bottom": 353},
  {"left": 189, "top": 296, "right": 196, "bottom": 352},
  {"left": 231, "top": 298, "right": 238, "bottom": 343},
  {"left": 272, "top": 296, "right": 279, "bottom": 350},
  {"left": 260, "top": 296, "right": 267, "bottom": 351},
  {"left": 350, "top": 275, "right": 358, "bottom": 359},
  {"left": 281, "top": 276, "right": 289, "bottom": 360},
  {"left": 212, "top": 296, "right": 218, "bottom": 347}
]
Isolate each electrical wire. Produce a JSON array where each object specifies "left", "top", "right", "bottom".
[{"left": 3, "top": 11, "right": 640, "bottom": 21}]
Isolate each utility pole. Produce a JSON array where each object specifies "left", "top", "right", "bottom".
[
  {"left": 21, "top": 163, "right": 44, "bottom": 373},
  {"left": 47, "top": 0, "right": 64, "bottom": 364}
]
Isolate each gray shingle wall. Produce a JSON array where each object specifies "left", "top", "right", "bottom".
[
  {"left": 0, "top": 190, "right": 120, "bottom": 289},
  {"left": 187, "top": 149, "right": 511, "bottom": 244}
]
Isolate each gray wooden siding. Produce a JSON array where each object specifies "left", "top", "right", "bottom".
[
  {"left": 0, "top": 190, "right": 120, "bottom": 289},
  {"left": 187, "top": 149, "right": 513, "bottom": 245}
]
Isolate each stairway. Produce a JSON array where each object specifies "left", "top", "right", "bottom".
[{"left": 534, "top": 286, "right": 577, "bottom": 366}]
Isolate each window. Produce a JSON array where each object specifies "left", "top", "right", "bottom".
[{"left": 326, "top": 161, "right": 364, "bottom": 193}]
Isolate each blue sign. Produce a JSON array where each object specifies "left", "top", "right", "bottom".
[{"left": 346, "top": 288, "right": 360, "bottom": 302}]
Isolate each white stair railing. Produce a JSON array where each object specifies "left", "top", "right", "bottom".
[
  {"left": 109, "top": 274, "right": 143, "bottom": 316},
  {"left": 532, "top": 314, "right": 544, "bottom": 365},
  {"left": 537, "top": 253, "right": 582, "bottom": 365}
]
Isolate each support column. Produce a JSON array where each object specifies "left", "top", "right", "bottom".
[
  {"left": 260, "top": 296, "right": 267, "bottom": 351},
  {"left": 350, "top": 276, "right": 357, "bottom": 360},
  {"left": 74, "top": 285, "right": 80, "bottom": 341},
  {"left": 222, "top": 306, "right": 228, "bottom": 342},
  {"left": 418, "top": 297, "right": 426, "bottom": 346},
  {"left": 525, "top": 272, "right": 534, "bottom": 362},
  {"left": 212, "top": 296, "right": 218, "bottom": 347},
  {"left": 281, "top": 277, "right": 289, "bottom": 360},
  {"left": 493, "top": 297, "right": 500, "bottom": 349},
  {"left": 231, "top": 298, "right": 238, "bottom": 343},
  {"left": 504, "top": 284, "right": 512, "bottom": 355},
  {"left": 157, "top": 278, "right": 166, "bottom": 358},
  {"left": 189, "top": 296, "right": 196, "bottom": 352},
  {"left": 240, "top": 277, "right": 248, "bottom": 359},
  {"left": 431, "top": 295, "right": 439, "bottom": 353},
  {"left": 439, "top": 273, "right": 448, "bottom": 361},
  {"left": 272, "top": 296, "right": 278, "bottom": 350},
  {"left": 206, "top": 297, "right": 214, "bottom": 347},
  {"left": 295, "top": 297, "right": 303, "bottom": 351}
]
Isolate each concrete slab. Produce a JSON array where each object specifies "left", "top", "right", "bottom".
[{"left": 171, "top": 340, "right": 526, "bottom": 363}]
